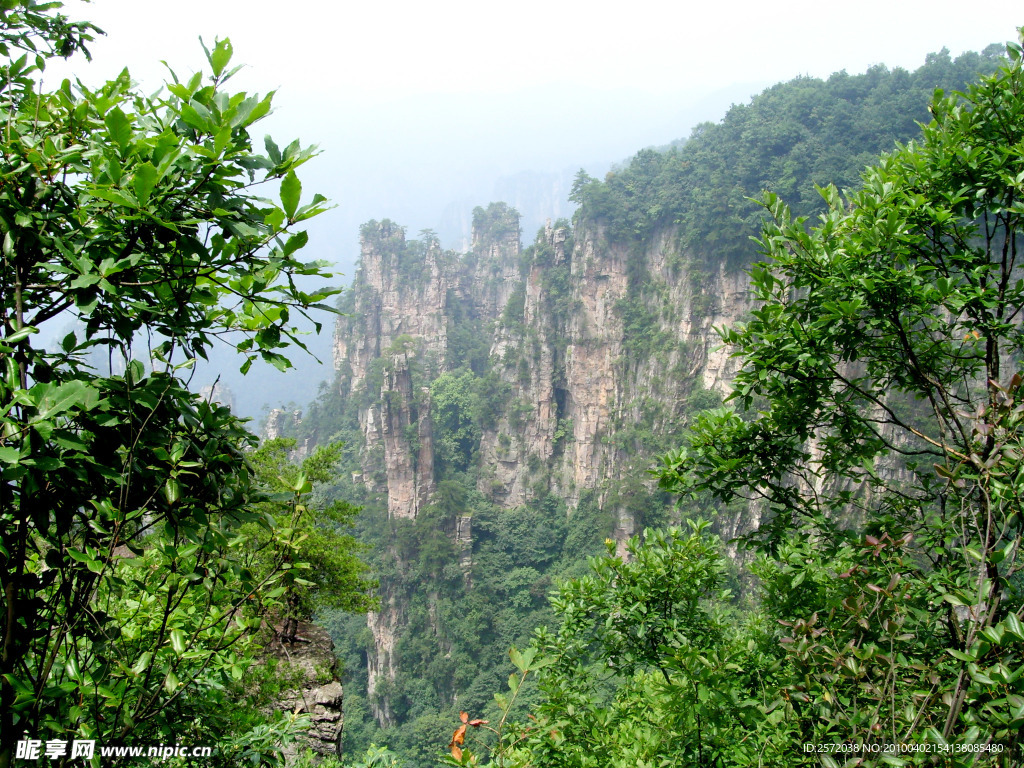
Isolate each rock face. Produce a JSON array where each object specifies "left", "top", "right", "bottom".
[
  {"left": 198, "top": 382, "right": 236, "bottom": 412},
  {"left": 335, "top": 209, "right": 757, "bottom": 525},
  {"left": 365, "top": 596, "right": 402, "bottom": 726},
  {"left": 262, "top": 408, "right": 313, "bottom": 460},
  {"left": 261, "top": 622, "right": 344, "bottom": 762},
  {"left": 328, "top": 202, "right": 762, "bottom": 717}
]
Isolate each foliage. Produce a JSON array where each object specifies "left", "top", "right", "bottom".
[
  {"left": 245, "top": 439, "right": 377, "bottom": 642},
  {"left": 358, "top": 220, "right": 452, "bottom": 291},
  {"left": 614, "top": 295, "right": 673, "bottom": 360},
  {"left": 292, "top": 743, "right": 403, "bottom": 768},
  {"left": 472, "top": 203, "right": 520, "bottom": 243},
  {"left": 446, "top": 525, "right": 790, "bottom": 767},
  {"left": 349, "top": 744, "right": 404, "bottom": 768},
  {"left": 658, "top": 33, "right": 1024, "bottom": 763},
  {"left": 441, "top": 648, "right": 538, "bottom": 768},
  {"left": 571, "top": 46, "right": 1005, "bottom": 261},
  {"left": 445, "top": 295, "right": 491, "bottom": 375},
  {"left": 0, "top": 3, "right": 348, "bottom": 765},
  {"left": 431, "top": 370, "right": 483, "bottom": 475},
  {"left": 322, "top": 480, "right": 613, "bottom": 767}
]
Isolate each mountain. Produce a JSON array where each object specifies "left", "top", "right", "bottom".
[{"left": 280, "top": 44, "right": 1006, "bottom": 764}]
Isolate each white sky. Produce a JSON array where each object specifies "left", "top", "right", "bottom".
[
  {"left": 58, "top": 1, "right": 1021, "bottom": 96},
  {"left": 45, "top": 0, "right": 1024, "bottom": 413},
  {"left": 51, "top": 0, "right": 1022, "bottom": 264}
]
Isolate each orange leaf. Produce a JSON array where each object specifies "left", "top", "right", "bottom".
[
  {"left": 460, "top": 711, "right": 469, "bottom": 724},
  {"left": 450, "top": 744, "right": 463, "bottom": 760},
  {"left": 450, "top": 725, "right": 466, "bottom": 747},
  {"left": 468, "top": 719, "right": 488, "bottom": 727}
]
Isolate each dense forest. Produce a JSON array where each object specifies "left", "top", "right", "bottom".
[{"left": 2, "top": 2, "right": 1024, "bottom": 767}]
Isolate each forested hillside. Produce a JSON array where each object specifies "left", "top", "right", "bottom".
[{"left": 283, "top": 44, "right": 1017, "bottom": 766}]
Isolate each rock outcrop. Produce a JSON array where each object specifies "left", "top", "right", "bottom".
[
  {"left": 327, "top": 201, "right": 761, "bottom": 722},
  {"left": 261, "top": 622, "right": 344, "bottom": 763}
]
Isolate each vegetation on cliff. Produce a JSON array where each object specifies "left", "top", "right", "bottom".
[{"left": 570, "top": 44, "right": 1004, "bottom": 261}]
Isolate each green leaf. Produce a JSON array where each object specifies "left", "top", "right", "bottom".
[
  {"left": 1004, "top": 613, "right": 1024, "bottom": 640},
  {"left": 210, "top": 38, "right": 233, "bottom": 77},
  {"left": 4, "top": 325, "right": 38, "bottom": 344},
  {"left": 947, "top": 648, "right": 976, "bottom": 662},
  {"left": 164, "top": 670, "right": 180, "bottom": 694},
  {"left": 981, "top": 625, "right": 1006, "bottom": 645},
  {"left": 236, "top": 92, "right": 272, "bottom": 127},
  {"left": 214, "top": 125, "right": 231, "bottom": 156},
  {"left": 509, "top": 646, "right": 528, "bottom": 673},
  {"left": 131, "top": 652, "right": 153, "bottom": 675},
  {"left": 180, "top": 102, "right": 211, "bottom": 132},
  {"left": 164, "top": 478, "right": 181, "bottom": 504},
  {"left": 167, "top": 82, "right": 192, "bottom": 101},
  {"left": 30, "top": 380, "right": 100, "bottom": 419},
  {"left": 264, "top": 207, "right": 285, "bottom": 230},
  {"left": 127, "top": 359, "right": 146, "bottom": 382},
  {"left": 132, "top": 161, "right": 158, "bottom": 205},
  {"left": 104, "top": 107, "right": 132, "bottom": 153},
  {"left": 281, "top": 170, "right": 301, "bottom": 220},
  {"left": 879, "top": 755, "right": 908, "bottom": 766},
  {"left": 88, "top": 186, "right": 139, "bottom": 208},
  {"left": 170, "top": 629, "right": 186, "bottom": 655},
  {"left": 265, "top": 135, "right": 282, "bottom": 165},
  {"left": 281, "top": 229, "right": 308, "bottom": 257},
  {"left": 290, "top": 473, "right": 312, "bottom": 494}
]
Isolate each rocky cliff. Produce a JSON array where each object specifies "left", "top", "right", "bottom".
[
  {"left": 260, "top": 622, "right": 345, "bottom": 763},
  {"left": 332, "top": 205, "right": 755, "bottom": 542},
  {"left": 322, "top": 203, "right": 762, "bottom": 726}
]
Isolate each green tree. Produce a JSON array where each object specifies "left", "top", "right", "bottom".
[
  {"left": 247, "top": 439, "right": 377, "bottom": 643},
  {"left": 0, "top": 3, "right": 342, "bottom": 764},
  {"left": 569, "top": 45, "right": 1003, "bottom": 260},
  {"left": 444, "top": 525, "right": 786, "bottom": 768},
  {"left": 431, "top": 370, "right": 481, "bottom": 475},
  {"left": 661, "top": 33, "right": 1024, "bottom": 762}
]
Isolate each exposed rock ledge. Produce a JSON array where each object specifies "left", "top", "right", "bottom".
[{"left": 261, "top": 621, "right": 344, "bottom": 763}]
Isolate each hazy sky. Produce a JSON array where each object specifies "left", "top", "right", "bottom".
[
  {"left": 58, "top": 1, "right": 1020, "bottom": 97},
  {"left": 47, "top": 0, "right": 1024, "bottom": 415},
  {"left": 50, "top": 1, "right": 1023, "bottom": 265},
  {"left": 52, "top": 2, "right": 1021, "bottom": 243}
]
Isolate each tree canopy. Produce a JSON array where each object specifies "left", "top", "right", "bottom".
[
  {"left": 0, "top": 2, "right": 366, "bottom": 765},
  {"left": 570, "top": 44, "right": 1006, "bottom": 262},
  {"left": 656, "top": 32, "right": 1024, "bottom": 763}
]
